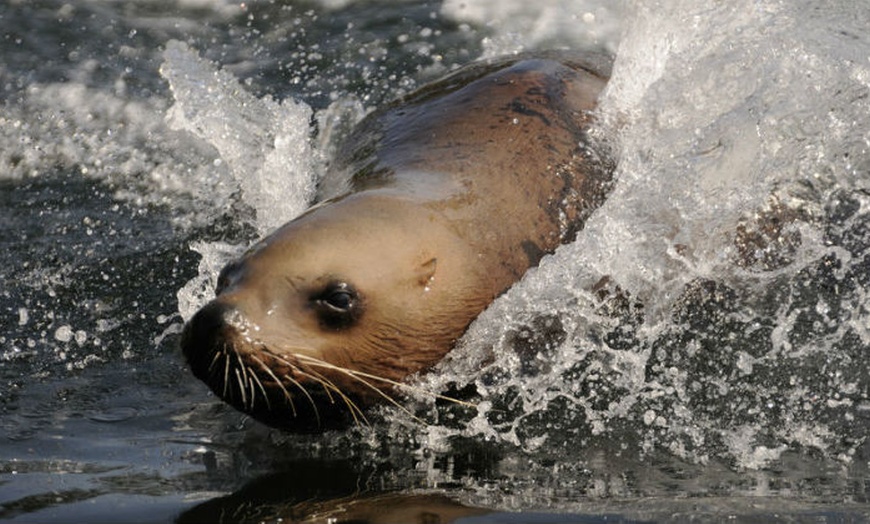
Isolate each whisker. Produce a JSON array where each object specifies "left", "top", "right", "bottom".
[
  {"left": 207, "top": 350, "right": 223, "bottom": 375},
  {"left": 248, "top": 371, "right": 258, "bottom": 411},
  {"left": 235, "top": 352, "right": 249, "bottom": 387},
  {"left": 221, "top": 348, "right": 231, "bottom": 400},
  {"left": 300, "top": 368, "right": 368, "bottom": 426},
  {"left": 251, "top": 355, "right": 286, "bottom": 410},
  {"left": 236, "top": 353, "right": 255, "bottom": 410},
  {"left": 295, "top": 356, "right": 425, "bottom": 425},
  {"left": 266, "top": 351, "right": 360, "bottom": 426},
  {"left": 245, "top": 348, "right": 335, "bottom": 427},
  {"left": 234, "top": 367, "right": 248, "bottom": 408},
  {"left": 295, "top": 354, "right": 477, "bottom": 408},
  {"left": 249, "top": 355, "right": 297, "bottom": 417},
  {"left": 259, "top": 352, "right": 319, "bottom": 420},
  {"left": 248, "top": 368, "right": 272, "bottom": 412},
  {"left": 250, "top": 346, "right": 473, "bottom": 427},
  {"left": 282, "top": 374, "right": 319, "bottom": 423}
]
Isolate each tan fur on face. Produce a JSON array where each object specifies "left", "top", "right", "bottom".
[{"left": 211, "top": 192, "right": 496, "bottom": 406}]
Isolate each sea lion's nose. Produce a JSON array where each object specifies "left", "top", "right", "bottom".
[{"left": 181, "top": 301, "right": 243, "bottom": 375}]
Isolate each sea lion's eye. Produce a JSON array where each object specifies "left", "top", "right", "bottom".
[
  {"left": 312, "top": 281, "right": 362, "bottom": 330},
  {"left": 325, "top": 289, "right": 353, "bottom": 311}
]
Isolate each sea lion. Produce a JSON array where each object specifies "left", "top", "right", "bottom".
[{"left": 181, "top": 55, "right": 614, "bottom": 431}]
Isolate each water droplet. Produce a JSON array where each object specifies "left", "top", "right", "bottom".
[{"left": 54, "top": 325, "right": 73, "bottom": 343}]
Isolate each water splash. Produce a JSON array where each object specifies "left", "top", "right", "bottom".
[
  {"left": 441, "top": 0, "right": 622, "bottom": 56},
  {"left": 161, "top": 40, "right": 318, "bottom": 236},
  {"left": 158, "top": 0, "right": 870, "bottom": 474},
  {"left": 407, "top": 0, "right": 870, "bottom": 470}
]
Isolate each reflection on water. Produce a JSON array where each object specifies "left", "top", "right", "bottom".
[{"left": 2, "top": 0, "right": 870, "bottom": 522}]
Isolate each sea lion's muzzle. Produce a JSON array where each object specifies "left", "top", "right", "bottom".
[{"left": 181, "top": 300, "right": 362, "bottom": 431}]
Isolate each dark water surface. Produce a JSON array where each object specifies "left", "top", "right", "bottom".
[{"left": 3, "top": 0, "right": 870, "bottom": 522}]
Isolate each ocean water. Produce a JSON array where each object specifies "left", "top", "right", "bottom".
[{"left": 2, "top": 0, "right": 870, "bottom": 522}]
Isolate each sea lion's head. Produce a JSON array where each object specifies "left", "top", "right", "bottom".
[{"left": 181, "top": 192, "right": 492, "bottom": 431}]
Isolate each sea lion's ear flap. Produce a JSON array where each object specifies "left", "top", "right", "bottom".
[{"left": 415, "top": 257, "right": 437, "bottom": 288}]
